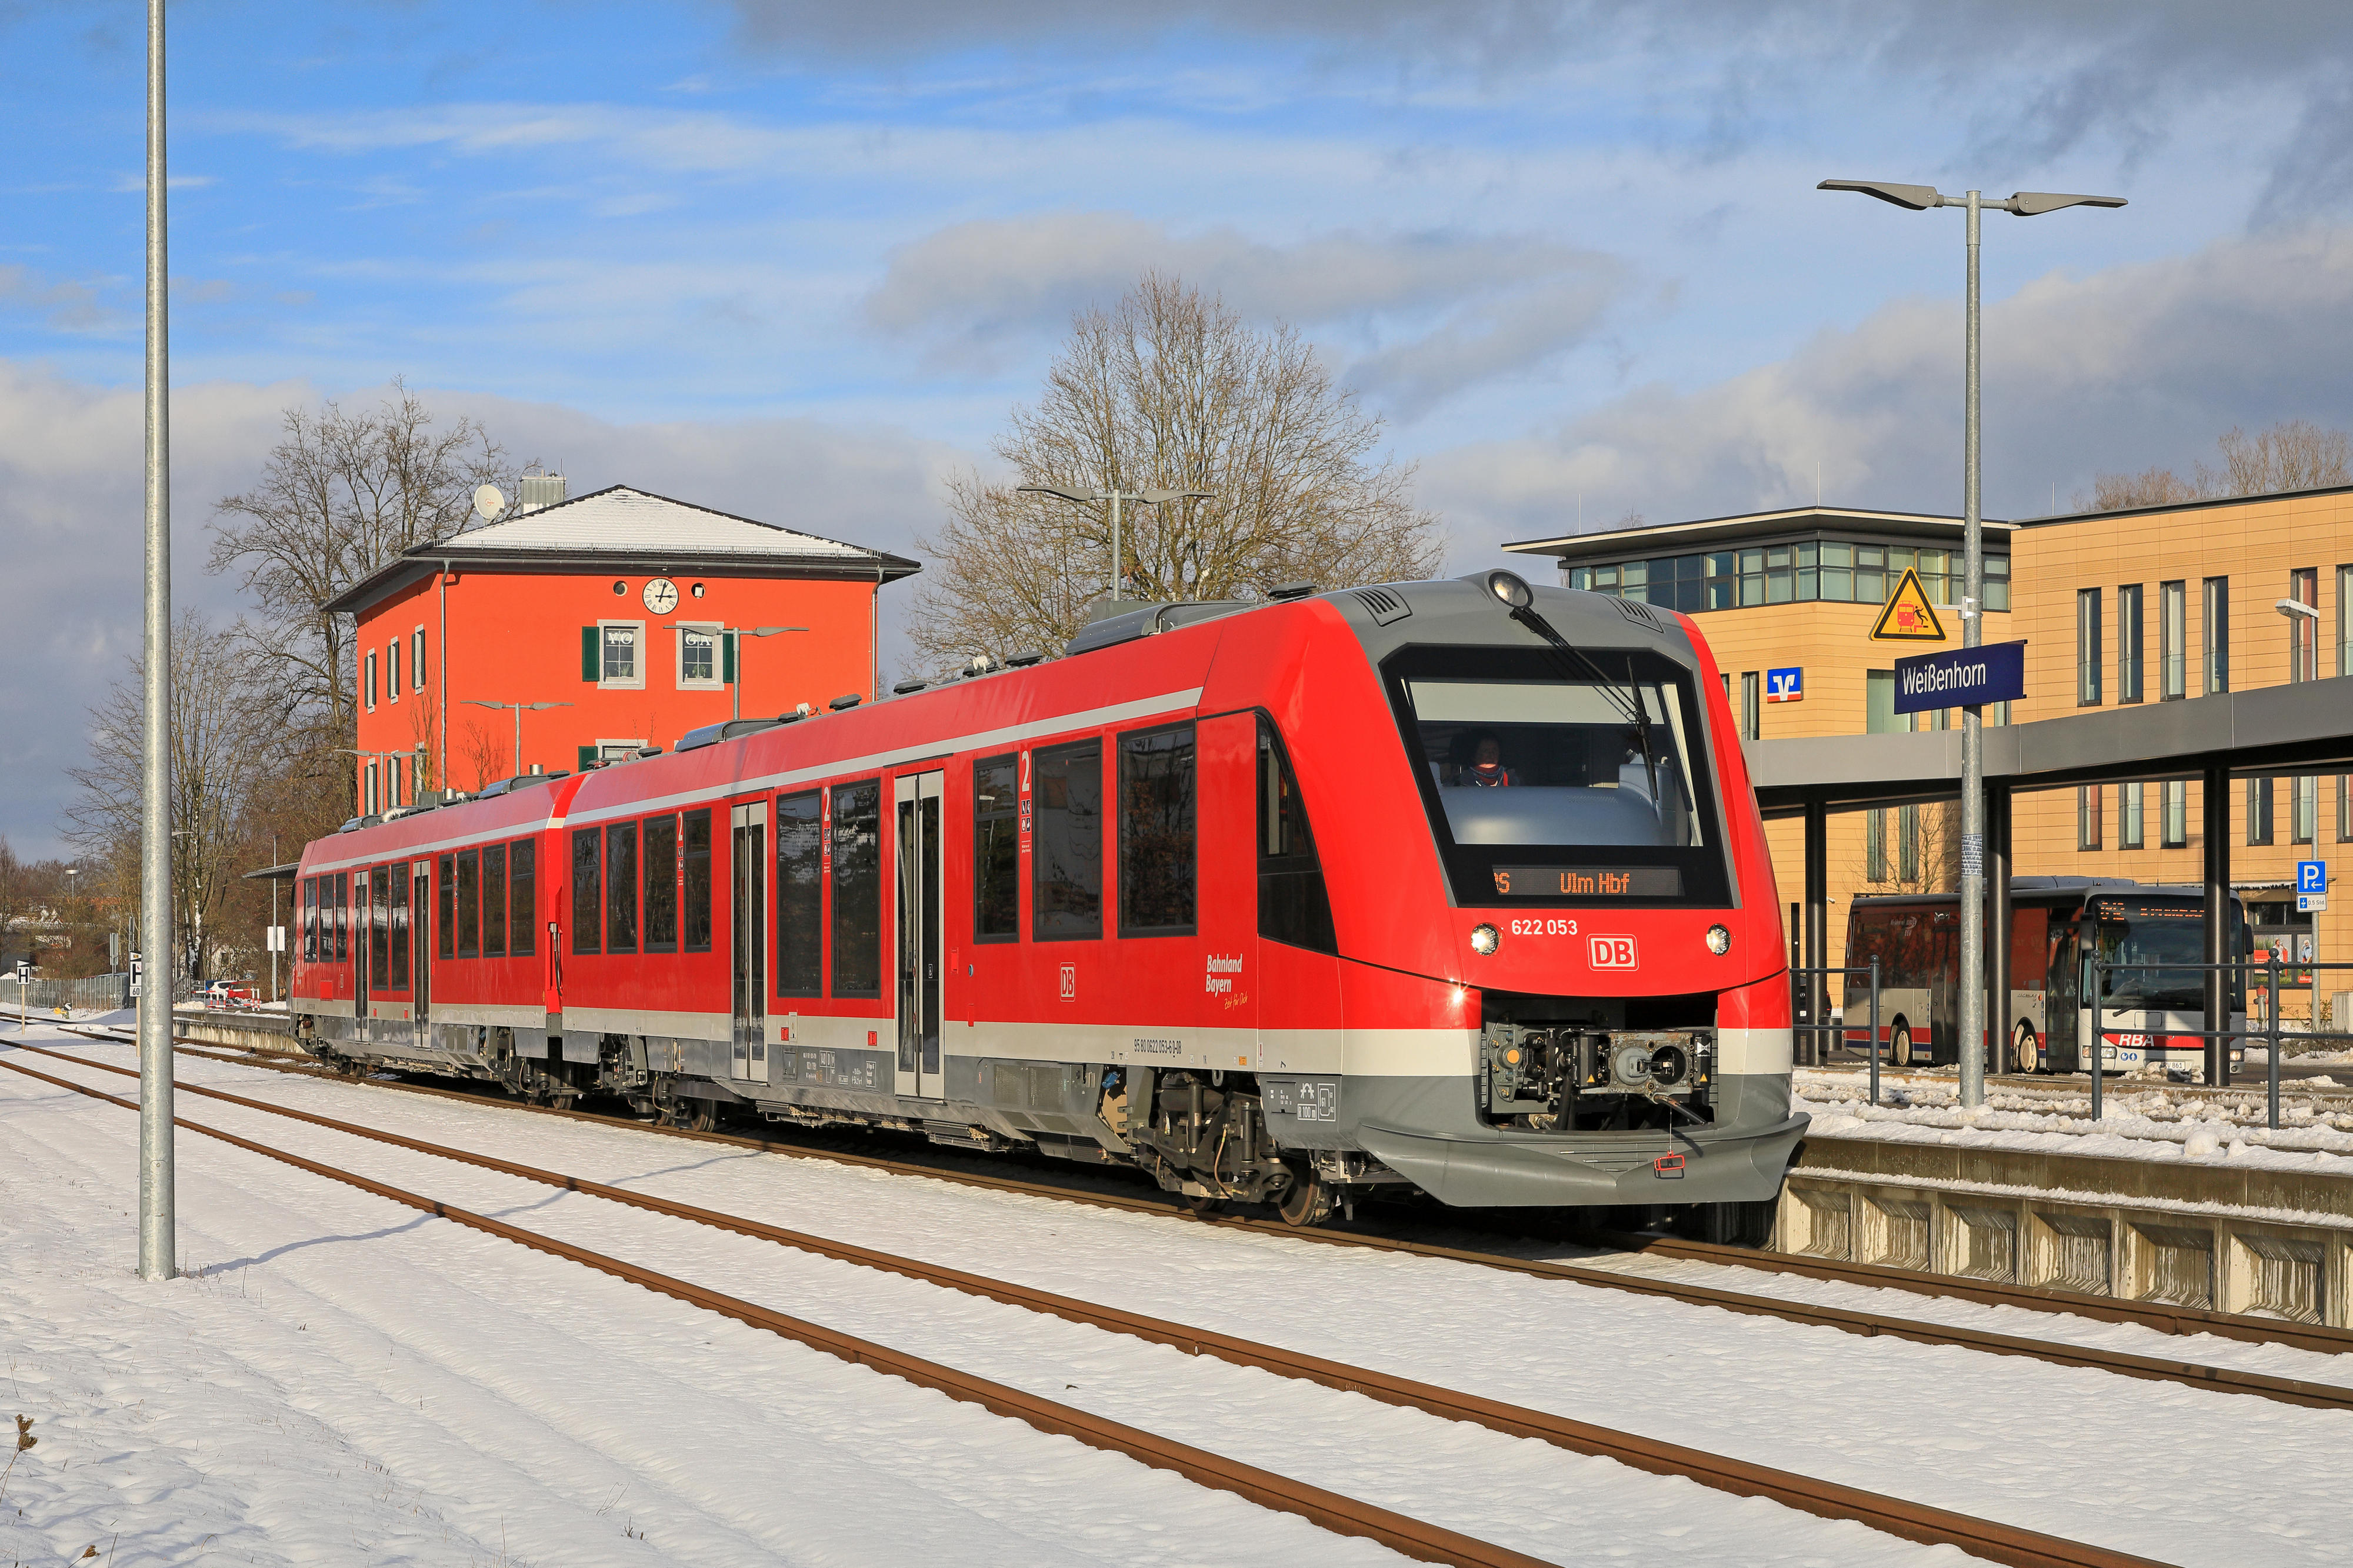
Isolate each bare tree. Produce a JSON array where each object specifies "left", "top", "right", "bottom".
[
  {"left": 2079, "top": 419, "right": 2352, "bottom": 511},
  {"left": 909, "top": 273, "right": 1445, "bottom": 668},
  {"left": 64, "top": 613, "right": 291, "bottom": 990},
  {"left": 207, "top": 379, "right": 518, "bottom": 795}
]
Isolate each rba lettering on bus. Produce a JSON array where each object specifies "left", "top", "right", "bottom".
[{"left": 1892, "top": 639, "right": 2027, "bottom": 716}]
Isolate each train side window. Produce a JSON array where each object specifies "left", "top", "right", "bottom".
[
  {"left": 974, "top": 755, "right": 1019, "bottom": 942},
  {"left": 831, "top": 779, "right": 884, "bottom": 996},
  {"left": 509, "top": 840, "right": 537, "bottom": 956},
  {"left": 1032, "top": 741, "right": 1103, "bottom": 941},
  {"left": 776, "top": 790, "right": 822, "bottom": 995},
  {"left": 335, "top": 872, "right": 349, "bottom": 962},
  {"left": 571, "top": 829, "right": 602, "bottom": 954},
  {"left": 389, "top": 865, "right": 411, "bottom": 983},
  {"left": 302, "top": 879, "right": 318, "bottom": 964},
  {"left": 643, "top": 815, "right": 678, "bottom": 953},
  {"left": 438, "top": 856, "right": 455, "bottom": 960},
  {"left": 483, "top": 843, "right": 508, "bottom": 958},
  {"left": 681, "top": 810, "right": 711, "bottom": 953},
  {"left": 1119, "top": 725, "right": 1197, "bottom": 936},
  {"left": 369, "top": 865, "right": 392, "bottom": 987},
  {"left": 606, "top": 822, "right": 639, "bottom": 954},
  {"left": 1257, "top": 718, "right": 1337, "bottom": 953},
  {"left": 456, "top": 849, "right": 481, "bottom": 960}
]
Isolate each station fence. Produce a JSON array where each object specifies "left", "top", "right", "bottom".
[
  {"left": 1790, "top": 958, "right": 1882, "bottom": 1100},
  {"left": 7, "top": 972, "right": 132, "bottom": 1016},
  {"left": 2088, "top": 947, "right": 2353, "bottom": 1132}
]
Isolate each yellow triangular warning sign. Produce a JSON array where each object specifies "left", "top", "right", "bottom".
[{"left": 1869, "top": 568, "right": 1947, "bottom": 641}]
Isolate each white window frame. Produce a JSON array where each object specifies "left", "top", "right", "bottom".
[
  {"left": 387, "top": 637, "right": 401, "bottom": 705},
  {"left": 595, "top": 738, "right": 648, "bottom": 763},
  {"left": 597, "top": 620, "right": 646, "bottom": 691},
  {"left": 365, "top": 649, "right": 378, "bottom": 712},
  {"left": 676, "top": 621, "right": 724, "bottom": 690},
  {"left": 412, "top": 625, "right": 426, "bottom": 693},
  {"left": 363, "top": 763, "right": 378, "bottom": 816}
]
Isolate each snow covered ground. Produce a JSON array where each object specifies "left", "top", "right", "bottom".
[
  {"left": 1799, "top": 1067, "right": 2353, "bottom": 1176},
  {"left": 6, "top": 1027, "right": 2349, "bottom": 1566}
]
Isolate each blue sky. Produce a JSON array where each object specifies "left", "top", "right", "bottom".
[{"left": 7, "top": 1, "right": 2353, "bottom": 853}]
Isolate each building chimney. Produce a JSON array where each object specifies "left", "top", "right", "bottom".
[{"left": 517, "top": 473, "right": 566, "bottom": 513}]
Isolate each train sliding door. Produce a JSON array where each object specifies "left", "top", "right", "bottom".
[
  {"left": 412, "top": 860, "right": 432, "bottom": 1046},
  {"left": 894, "top": 771, "right": 944, "bottom": 1099},
  {"left": 730, "top": 802, "right": 769, "bottom": 1084},
  {"left": 354, "top": 870, "right": 373, "bottom": 1045}
]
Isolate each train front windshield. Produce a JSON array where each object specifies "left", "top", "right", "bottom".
[
  {"left": 2094, "top": 902, "right": 2245, "bottom": 1012},
  {"left": 1384, "top": 646, "right": 1731, "bottom": 906}
]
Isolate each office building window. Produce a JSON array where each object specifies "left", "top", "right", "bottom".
[
  {"left": 2247, "top": 775, "right": 2273, "bottom": 846},
  {"left": 2159, "top": 579, "right": 2186, "bottom": 700},
  {"left": 2290, "top": 567, "right": 2319, "bottom": 682},
  {"left": 1865, "top": 670, "right": 1897, "bottom": 735},
  {"left": 2204, "top": 577, "right": 2230, "bottom": 694},
  {"left": 2120, "top": 782, "right": 2144, "bottom": 849},
  {"left": 2340, "top": 565, "right": 2353, "bottom": 678},
  {"left": 2077, "top": 588, "right": 2102, "bottom": 706},
  {"left": 2341, "top": 776, "right": 2353, "bottom": 843},
  {"left": 2117, "top": 583, "right": 2144, "bottom": 703},
  {"left": 1898, "top": 805, "right": 1920, "bottom": 883},
  {"left": 2162, "top": 779, "right": 2188, "bottom": 848},
  {"left": 1740, "top": 672, "right": 1761, "bottom": 740},
  {"left": 2078, "top": 786, "right": 2102, "bottom": 851},
  {"left": 1565, "top": 541, "right": 2007, "bottom": 613},
  {"left": 2294, "top": 775, "right": 2318, "bottom": 845},
  {"left": 1867, "top": 809, "right": 1887, "bottom": 882}
]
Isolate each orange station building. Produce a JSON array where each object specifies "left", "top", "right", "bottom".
[{"left": 327, "top": 482, "right": 918, "bottom": 811}]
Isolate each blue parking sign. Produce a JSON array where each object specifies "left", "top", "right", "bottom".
[{"left": 2299, "top": 860, "right": 2327, "bottom": 895}]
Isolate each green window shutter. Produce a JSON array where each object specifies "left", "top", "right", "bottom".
[
  {"left": 577, "top": 745, "right": 596, "bottom": 773},
  {"left": 723, "top": 631, "right": 737, "bottom": 683},
  {"left": 581, "top": 626, "right": 600, "bottom": 681}
]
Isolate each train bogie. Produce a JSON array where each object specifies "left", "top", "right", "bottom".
[{"left": 290, "top": 573, "right": 1804, "bottom": 1219}]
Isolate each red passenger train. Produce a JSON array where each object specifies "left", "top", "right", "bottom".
[{"left": 291, "top": 571, "right": 1804, "bottom": 1224}]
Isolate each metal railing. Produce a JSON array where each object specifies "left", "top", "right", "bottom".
[
  {"left": 2087, "top": 953, "right": 2353, "bottom": 1131},
  {"left": 9, "top": 972, "right": 133, "bottom": 1017},
  {"left": 1791, "top": 958, "right": 1884, "bottom": 1102}
]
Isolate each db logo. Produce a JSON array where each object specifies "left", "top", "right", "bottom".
[
  {"left": 1588, "top": 936, "right": 1638, "bottom": 969},
  {"left": 1059, "top": 963, "right": 1077, "bottom": 1000}
]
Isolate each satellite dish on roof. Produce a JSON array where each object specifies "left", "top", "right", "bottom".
[{"left": 473, "top": 484, "right": 507, "bottom": 521}]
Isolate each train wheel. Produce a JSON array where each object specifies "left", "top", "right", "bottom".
[
  {"left": 2009, "top": 1023, "right": 2041, "bottom": 1076},
  {"left": 1891, "top": 1023, "right": 1915, "bottom": 1069},
  {"left": 1179, "top": 1190, "right": 1225, "bottom": 1216},
  {"left": 686, "top": 1104, "right": 716, "bottom": 1134},
  {"left": 1277, "top": 1171, "right": 1334, "bottom": 1228}
]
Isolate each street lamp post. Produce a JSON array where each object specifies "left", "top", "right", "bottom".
[
  {"left": 138, "top": 0, "right": 175, "bottom": 1282},
  {"left": 1820, "top": 178, "right": 2125, "bottom": 1109},
  {"left": 665, "top": 625, "right": 806, "bottom": 722},
  {"left": 462, "top": 700, "right": 574, "bottom": 776},
  {"left": 1016, "top": 482, "right": 1214, "bottom": 605}
]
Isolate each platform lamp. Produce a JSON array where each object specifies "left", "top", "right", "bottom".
[
  {"left": 666, "top": 624, "right": 806, "bottom": 721},
  {"left": 1818, "top": 177, "right": 2125, "bottom": 1109},
  {"left": 1016, "top": 483, "right": 1215, "bottom": 605},
  {"left": 463, "top": 700, "right": 574, "bottom": 777}
]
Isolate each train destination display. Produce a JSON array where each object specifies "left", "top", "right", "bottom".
[{"left": 1490, "top": 866, "right": 1683, "bottom": 897}]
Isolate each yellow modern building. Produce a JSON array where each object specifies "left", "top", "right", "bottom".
[{"left": 1506, "top": 491, "right": 2353, "bottom": 1010}]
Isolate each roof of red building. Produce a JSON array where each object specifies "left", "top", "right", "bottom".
[{"left": 325, "top": 483, "right": 921, "bottom": 615}]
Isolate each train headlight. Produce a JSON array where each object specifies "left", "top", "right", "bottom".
[
  {"left": 1484, "top": 569, "right": 1534, "bottom": 610},
  {"left": 1469, "top": 922, "right": 1501, "bottom": 956},
  {"left": 1705, "top": 923, "right": 1731, "bottom": 956}
]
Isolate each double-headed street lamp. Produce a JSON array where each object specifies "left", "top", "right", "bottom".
[
  {"left": 666, "top": 624, "right": 808, "bottom": 721},
  {"left": 1017, "top": 482, "right": 1215, "bottom": 605},
  {"left": 463, "top": 699, "right": 574, "bottom": 777},
  {"left": 1820, "top": 178, "right": 2125, "bottom": 1109}
]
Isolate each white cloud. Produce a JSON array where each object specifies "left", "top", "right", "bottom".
[
  {"left": 1423, "top": 225, "right": 2353, "bottom": 569},
  {"left": 864, "top": 211, "right": 1628, "bottom": 408}
]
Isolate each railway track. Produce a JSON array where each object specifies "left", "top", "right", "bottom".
[
  {"left": 2, "top": 1041, "right": 2174, "bottom": 1568},
  {"left": 60, "top": 1022, "right": 2353, "bottom": 1362}
]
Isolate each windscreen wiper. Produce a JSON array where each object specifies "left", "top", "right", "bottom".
[{"left": 1504, "top": 601, "right": 1661, "bottom": 802}]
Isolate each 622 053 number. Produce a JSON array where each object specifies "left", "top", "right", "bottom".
[{"left": 1507, "top": 918, "right": 1579, "bottom": 936}]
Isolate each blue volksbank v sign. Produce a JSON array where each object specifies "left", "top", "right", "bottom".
[{"left": 1892, "top": 639, "right": 2027, "bottom": 715}]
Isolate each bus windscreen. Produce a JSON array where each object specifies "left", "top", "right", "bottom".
[{"left": 2091, "top": 902, "right": 2241, "bottom": 1011}]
